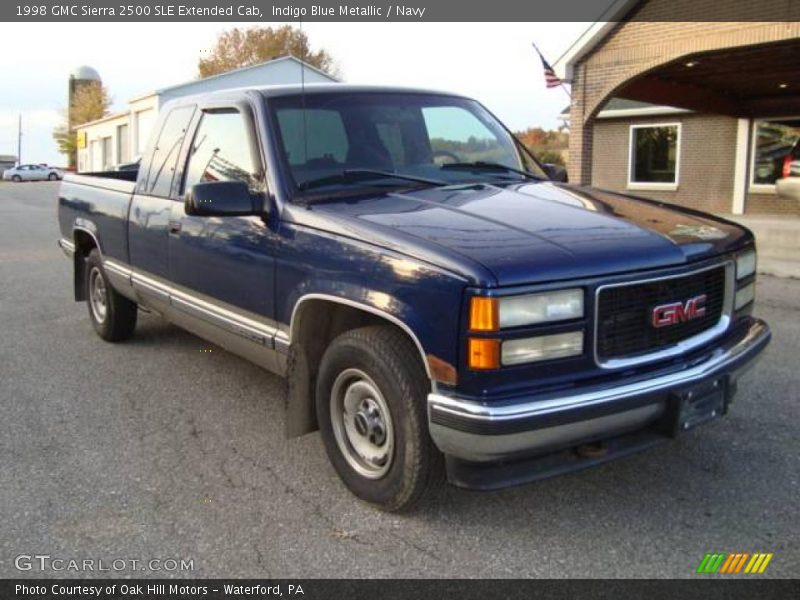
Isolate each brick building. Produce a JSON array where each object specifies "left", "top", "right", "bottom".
[{"left": 555, "top": 0, "right": 800, "bottom": 216}]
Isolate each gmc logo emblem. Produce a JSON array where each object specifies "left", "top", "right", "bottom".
[{"left": 652, "top": 294, "right": 707, "bottom": 328}]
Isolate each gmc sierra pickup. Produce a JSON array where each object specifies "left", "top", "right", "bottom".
[{"left": 58, "top": 84, "right": 770, "bottom": 511}]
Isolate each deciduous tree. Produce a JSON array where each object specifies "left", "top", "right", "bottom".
[
  {"left": 53, "top": 83, "right": 112, "bottom": 168},
  {"left": 515, "top": 127, "right": 569, "bottom": 166},
  {"left": 199, "top": 26, "right": 338, "bottom": 78}
]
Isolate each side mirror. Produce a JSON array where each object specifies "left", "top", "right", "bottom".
[
  {"left": 184, "top": 181, "right": 259, "bottom": 217},
  {"left": 543, "top": 163, "right": 568, "bottom": 183}
]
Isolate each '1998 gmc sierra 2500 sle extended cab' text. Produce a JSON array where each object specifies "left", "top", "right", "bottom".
[{"left": 58, "top": 84, "right": 770, "bottom": 511}]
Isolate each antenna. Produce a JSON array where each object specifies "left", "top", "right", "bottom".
[{"left": 299, "top": 18, "right": 308, "bottom": 171}]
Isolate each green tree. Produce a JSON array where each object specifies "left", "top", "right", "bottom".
[
  {"left": 199, "top": 25, "right": 338, "bottom": 79},
  {"left": 53, "top": 83, "right": 112, "bottom": 168}
]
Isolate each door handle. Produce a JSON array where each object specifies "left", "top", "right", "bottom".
[{"left": 168, "top": 221, "right": 182, "bottom": 235}]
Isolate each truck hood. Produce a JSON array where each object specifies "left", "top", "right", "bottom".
[{"left": 308, "top": 182, "right": 751, "bottom": 287}]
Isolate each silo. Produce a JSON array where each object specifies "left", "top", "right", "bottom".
[{"left": 68, "top": 65, "right": 101, "bottom": 168}]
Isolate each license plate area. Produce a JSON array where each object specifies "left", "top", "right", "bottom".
[{"left": 670, "top": 379, "right": 727, "bottom": 434}]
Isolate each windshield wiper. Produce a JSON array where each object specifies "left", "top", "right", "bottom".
[
  {"left": 441, "top": 161, "right": 544, "bottom": 181},
  {"left": 298, "top": 169, "right": 447, "bottom": 192}
]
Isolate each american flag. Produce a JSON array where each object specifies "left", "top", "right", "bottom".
[{"left": 536, "top": 48, "right": 562, "bottom": 89}]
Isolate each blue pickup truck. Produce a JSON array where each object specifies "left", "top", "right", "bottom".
[{"left": 58, "top": 84, "right": 770, "bottom": 511}]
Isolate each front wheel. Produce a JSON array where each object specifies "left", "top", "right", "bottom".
[
  {"left": 316, "top": 325, "right": 442, "bottom": 512},
  {"left": 48, "top": 173, "right": 58, "bottom": 181},
  {"left": 11, "top": 175, "right": 21, "bottom": 182},
  {"left": 85, "top": 248, "right": 138, "bottom": 341}
]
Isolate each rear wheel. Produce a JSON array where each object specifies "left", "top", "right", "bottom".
[
  {"left": 85, "top": 248, "right": 137, "bottom": 341},
  {"left": 48, "top": 173, "right": 58, "bottom": 181},
  {"left": 316, "top": 325, "right": 442, "bottom": 512}
]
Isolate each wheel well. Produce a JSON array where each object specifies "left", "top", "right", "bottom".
[
  {"left": 285, "top": 299, "right": 429, "bottom": 438},
  {"left": 72, "top": 230, "right": 97, "bottom": 301}
]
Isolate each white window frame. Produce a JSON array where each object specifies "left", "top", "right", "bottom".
[
  {"left": 627, "top": 122, "right": 681, "bottom": 192},
  {"left": 748, "top": 115, "right": 800, "bottom": 195}
]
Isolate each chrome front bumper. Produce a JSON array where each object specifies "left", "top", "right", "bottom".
[{"left": 428, "top": 318, "right": 770, "bottom": 465}]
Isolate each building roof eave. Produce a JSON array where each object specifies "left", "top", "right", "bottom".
[
  {"left": 553, "top": 0, "right": 642, "bottom": 82},
  {"left": 155, "top": 55, "right": 339, "bottom": 96},
  {"left": 595, "top": 105, "right": 692, "bottom": 119},
  {"left": 127, "top": 90, "right": 158, "bottom": 104},
  {"left": 72, "top": 109, "right": 129, "bottom": 131}
]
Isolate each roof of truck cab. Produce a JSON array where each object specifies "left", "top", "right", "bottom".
[
  {"left": 257, "top": 83, "right": 467, "bottom": 98},
  {"left": 165, "top": 83, "right": 469, "bottom": 105}
]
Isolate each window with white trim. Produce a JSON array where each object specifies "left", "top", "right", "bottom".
[
  {"left": 750, "top": 118, "right": 800, "bottom": 187},
  {"left": 628, "top": 123, "right": 680, "bottom": 187}
]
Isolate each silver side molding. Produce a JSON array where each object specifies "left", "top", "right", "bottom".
[
  {"left": 74, "top": 252, "right": 433, "bottom": 384},
  {"left": 57, "top": 238, "right": 75, "bottom": 258},
  {"left": 102, "top": 258, "right": 284, "bottom": 353}
]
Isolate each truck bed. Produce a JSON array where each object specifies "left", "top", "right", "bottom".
[
  {"left": 63, "top": 170, "right": 138, "bottom": 194},
  {"left": 59, "top": 171, "right": 138, "bottom": 263}
]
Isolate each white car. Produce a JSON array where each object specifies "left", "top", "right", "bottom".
[{"left": 2, "top": 164, "right": 63, "bottom": 182}]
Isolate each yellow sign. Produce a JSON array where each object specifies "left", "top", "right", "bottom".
[{"left": 76, "top": 131, "right": 87, "bottom": 150}]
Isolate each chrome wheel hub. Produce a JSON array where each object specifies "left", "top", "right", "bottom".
[
  {"left": 330, "top": 368, "right": 394, "bottom": 479},
  {"left": 89, "top": 267, "right": 107, "bottom": 323}
]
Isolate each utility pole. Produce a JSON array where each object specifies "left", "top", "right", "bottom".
[{"left": 17, "top": 113, "right": 22, "bottom": 165}]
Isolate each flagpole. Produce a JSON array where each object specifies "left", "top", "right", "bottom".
[{"left": 531, "top": 42, "right": 573, "bottom": 101}]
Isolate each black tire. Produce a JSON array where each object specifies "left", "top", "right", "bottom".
[
  {"left": 11, "top": 175, "right": 21, "bottom": 182},
  {"left": 316, "top": 325, "right": 443, "bottom": 512},
  {"left": 48, "top": 173, "right": 58, "bottom": 181},
  {"left": 85, "top": 248, "right": 137, "bottom": 342}
]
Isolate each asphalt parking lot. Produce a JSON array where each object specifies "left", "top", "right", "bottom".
[{"left": 1, "top": 181, "right": 798, "bottom": 578}]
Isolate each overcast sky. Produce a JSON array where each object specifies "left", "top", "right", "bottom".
[{"left": 0, "top": 22, "right": 589, "bottom": 165}]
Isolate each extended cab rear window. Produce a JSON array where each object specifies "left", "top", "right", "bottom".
[{"left": 141, "top": 105, "right": 196, "bottom": 198}]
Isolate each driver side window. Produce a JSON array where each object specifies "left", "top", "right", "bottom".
[{"left": 183, "top": 109, "right": 260, "bottom": 193}]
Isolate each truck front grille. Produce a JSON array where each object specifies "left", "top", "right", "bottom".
[{"left": 596, "top": 265, "right": 727, "bottom": 363}]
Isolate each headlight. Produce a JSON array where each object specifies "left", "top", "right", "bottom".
[
  {"left": 502, "top": 331, "right": 584, "bottom": 366},
  {"left": 469, "top": 289, "right": 584, "bottom": 331},
  {"left": 735, "top": 281, "right": 755, "bottom": 310},
  {"left": 499, "top": 289, "right": 584, "bottom": 328},
  {"left": 736, "top": 249, "right": 756, "bottom": 280}
]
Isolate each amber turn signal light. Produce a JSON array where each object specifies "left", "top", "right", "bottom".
[
  {"left": 468, "top": 338, "right": 500, "bottom": 370},
  {"left": 469, "top": 297, "right": 498, "bottom": 332}
]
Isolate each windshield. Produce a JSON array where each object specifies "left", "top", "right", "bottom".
[{"left": 269, "top": 92, "right": 546, "bottom": 196}]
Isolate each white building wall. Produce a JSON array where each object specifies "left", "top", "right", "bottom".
[
  {"left": 129, "top": 94, "right": 158, "bottom": 158},
  {"left": 77, "top": 112, "right": 129, "bottom": 172}
]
